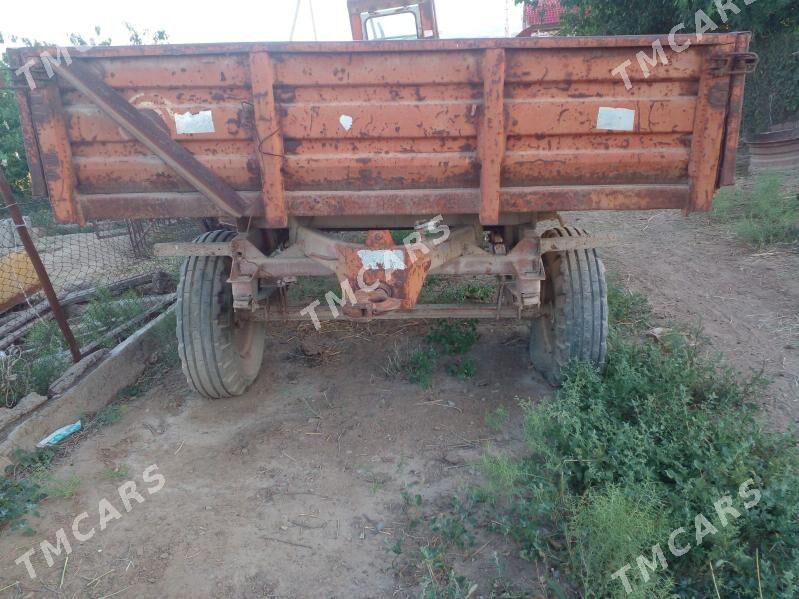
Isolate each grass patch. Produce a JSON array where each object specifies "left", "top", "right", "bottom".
[
  {"left": 420, "top": 276, "right": 496, "bottom": 304},
  {"left": 427, "top": 320, "right": 478, "bottom": 356},
  {"left": 1, "top": 448, "right": 54, "bottom": 532},
  {"left": 713, "top": 171, "right": 799, "bottom": 246},
  {"left": 0, "top": 319, "right": 69, "bottom": 407},
  {"left": 286, "top": 276, "right": 341, "bottom": 304},
  {"left": 101, "top": 465, "right": 130, "bottom": 481},
  {"left": 397, "top": 320, "right": 480, "bottom": 387},
  {"left": 403, "top": 347, "right": 439, "bottom": 388},
  {"left": 477, "top": 281, "right": 799, "bottom": 597},
  {"left": 77, "top": 288, "right": 147, "bottom": 348},
  {"left": 484, "top": 406, "right": 509, "bottom": 432},
  {"left": 40, "top": 473, "right": 81, "bottom": 499},
  {"left": 446, "top": 358, "right": 476, "bottom": 380}
]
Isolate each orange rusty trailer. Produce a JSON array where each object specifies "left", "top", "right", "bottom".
[{"left": 7, "top": 33, "right": 755, "bottom": 397}]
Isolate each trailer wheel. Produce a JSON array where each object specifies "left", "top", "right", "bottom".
[
  {"left": 529, "top": 227, "right": 608, "bottom": 385},
  {"left": 176, "top": 230, "right": 265, "bottom": 398}
]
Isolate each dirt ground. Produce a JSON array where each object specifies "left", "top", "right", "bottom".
[
  {"left": 1, "top": 210, "right": 797, "bottom": 598},
  {"left": 582, "top": 210, "right": 799, "bottom": 429}
]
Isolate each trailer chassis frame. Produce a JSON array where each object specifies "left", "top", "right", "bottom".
[{"left": 156, "top": 225, "right": 615, "bottom": 322}]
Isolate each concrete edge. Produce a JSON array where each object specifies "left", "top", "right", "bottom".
[{"left": 0, "top": 306, "right": 175, "bottom": 459}]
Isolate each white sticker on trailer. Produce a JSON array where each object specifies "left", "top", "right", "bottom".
[
  {"left": 358, "top": 249, "right": 406, "bottom": 271},
  {"left": 175, "top": 110, "right": 215, "bottom": 134},
  {"left": 596, "top": 107, "right": 636, "bottom": 131}
]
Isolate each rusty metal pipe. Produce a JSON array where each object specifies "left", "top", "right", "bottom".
[{"left": 0, "top": 168, "right": 82, "bottom": 363}]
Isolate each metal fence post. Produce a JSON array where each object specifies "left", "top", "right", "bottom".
[{"left": 0, "top": 168, "right": 82, "bottom": 363}]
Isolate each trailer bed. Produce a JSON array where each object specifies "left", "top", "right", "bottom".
[{"left": 9, "top": 34, "right": 752, "bottom": 227}]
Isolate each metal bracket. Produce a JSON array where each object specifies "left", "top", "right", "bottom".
[{"left": 707, "top": 52, "right": 759, "bottom": 77}]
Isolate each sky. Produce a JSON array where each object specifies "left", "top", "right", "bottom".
[{"left": 0, "top": 0, "right": 525, "bottom": 52}]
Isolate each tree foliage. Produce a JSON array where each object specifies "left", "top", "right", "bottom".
[{"left": 519, "top": 0, "right": 799, "bottom": 133}]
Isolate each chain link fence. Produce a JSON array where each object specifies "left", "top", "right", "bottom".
[{"left": 0, "top": 196, "right": 203, "bottom": 407}]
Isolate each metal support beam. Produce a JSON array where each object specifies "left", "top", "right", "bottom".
[
  {"left": 478, "top": 48, "right": 506, "bottom": 226},
  {"left": 0, "top": 167, "right": 81, "bottom": 363},
  {"left": 249, "top": 51, "right": 288, "bottom": 228},
  {"left": 257, "top": 303, "right": 531, "bottom": 322},
  {"left": 48, "top": 59, "right": 247, "bottom": 218}
]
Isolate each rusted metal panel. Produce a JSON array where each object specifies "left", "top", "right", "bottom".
[
  {"left": 503, "top": 148, "right": 689, "bottom": 185},
  {"left": 10, "top": 33, "right": 750, "bottom": 225},
  {"left": 478, "top": 48, "right": 506, "bottom": 225},
  {"left": 686, "top": 45, "right": 734, "bottom": 213},
  {"left": 77, "top": 184, "right": 686, "bottom": 220},
  {"left": 47, "top": 58, "right": 247, "bottom": 218},
  {"left": 508, "top": 97, "right": 696, "bottom": 136},
  {"left": 10, "top": 36, "right": 744, "bottom": 63},
  {"left": 249, "top": 51, "right": 288, "bottom": 228},
  {"left": 279, "top": 101, "right": 479, "bottom": 139},
  {"left": 719, "top": 33, "right": 753, "bottom": 186},
  {"left": 76, "top": 191, "right": 259, "bottom": 220},
  {"left": 28, "top": 84, "right": 79, "bottom": 222},
  {"left": 14, "top": 88, "right": 48, "bottom": 198}
]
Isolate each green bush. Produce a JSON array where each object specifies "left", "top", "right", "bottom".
[
  {"left": 1, "top": 448, "right": 54, "bottom": 532},
  {"left": 714, "top": 172, "right": 798, "bottom": 246},
  {"left": 427, "top": 320, "right": 478, "bottom": 356},
  {"left": 1, "top": 320, "right": 70, "bottom": 406},
  {"left": 403, "top": 347, "right": 439, "bottom": 388},
  {"left": 420, "top": 277, "right": 495, "bottom": 304},
  {"left": 78, "top": 289, "right": 147, "bottom": 348},
  {"left": 483, "top": 284, "right": 799, "bottom": 597}
]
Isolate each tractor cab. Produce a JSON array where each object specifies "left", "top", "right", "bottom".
[{"left": 347, "top": 0, "right": 439, "bottom": 41}]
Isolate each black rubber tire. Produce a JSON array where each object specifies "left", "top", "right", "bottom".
[
  {"left": 176, "top": 230, "right": 265, "bottom": 398},
  {"left": 529, "top": 226, "right": 608, "bottom": 385}
]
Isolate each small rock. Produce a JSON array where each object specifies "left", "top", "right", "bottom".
[
  {"left": 300, "top": 339, "right": 323, "bottom": 357},
  {"left": 646, "top": 327, "right": 671, "bottom": 342},
  {"left": 159, "top": 553, "right": 169, "bottom": 559},
  {"left": 442, "top": 452, "right": 464, "bottom": 466}
]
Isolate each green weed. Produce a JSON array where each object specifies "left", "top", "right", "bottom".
[
  {"left": 446, "top": 358, "right": 476, "bottom": 380},
  {"left": 482, "top": 287, "right": 799, "bottom": 597},
  {"left": 78, "top": 288, "right": 146, "bottom": 348},
  {"left": 40, "top": 473, "right": 81, "bottom": 499},
  {"left": 0, "top": 319, "right": 69, "bottom": 406},
  {"left": 607, "top": 278, "right": 651, "bottom": 332},
  {"left": 403, "top": 347, "right": 439, "bottom": 388},
  {"left": 420, "top": 276, "right": 495, "bottom": 304},
  {"left": 286, "top": 276, "right": 341, "bottom": 304},
  {"left": 713, "top": 172, "right": 798, "bottom": 246},
  {"left": 417, "top": 545, "right": 477, "bottom": 599},
  {"left": 427, "top": 320, "right": 478, "bottom": 356},
  {"left": 93, "top": 403, "right": 125, "bottom": 427},
  {"left": 484, "top": 406, "right": 509, "bottom": 432},
  {"left": 0, "top": 448, "right": 55, "bottom": 532},
  {"left": 101, "top": 465, "right": 130, "bottom": 481},
  {"left": 24, "top": 319, "right": 69, "bottom": 396},
  {"left": 566, "top": 486, "right": 674, "bottom": 598},
  {"left": 0, "top": 475, "right": 47, "bottom": 532}
]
